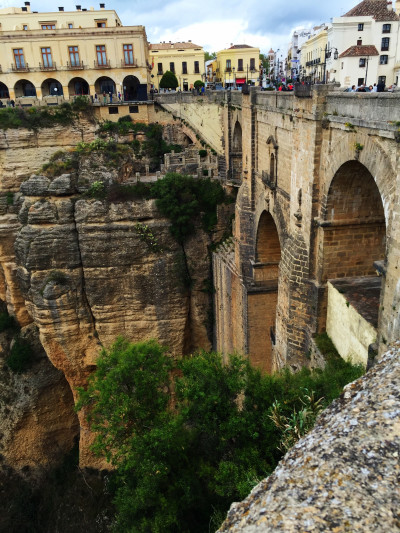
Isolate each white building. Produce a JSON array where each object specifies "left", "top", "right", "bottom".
[
  {"left": 326, "top": 0, "right": 400, "bottom": 88},
  {"left": 288, "top": 29, "right": 313, "bottom": 79}
]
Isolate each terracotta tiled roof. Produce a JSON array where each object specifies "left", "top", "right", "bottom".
[
  {"left": 228, "top": 44, "right": 254, "bottom": 49},
  {"left": 149, "top": 42, "right": 202, "bottom": 50},
  {"left": 343, "top": 0, "right": 399, "bottom": 21},
  {"left": 339, "top": 44, "right": 379, "bottom": 57}
]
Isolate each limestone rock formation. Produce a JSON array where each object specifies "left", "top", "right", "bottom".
[
  {"left": 218, "top": 342, "right": 400, "bottom": 533},
  {"left": 0, "top": 323, "right": 78, "bottom": 474}
]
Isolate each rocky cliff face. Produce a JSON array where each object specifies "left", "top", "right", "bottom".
[{"left": 13, "top": 171, "right": 217, "bottom": 467}]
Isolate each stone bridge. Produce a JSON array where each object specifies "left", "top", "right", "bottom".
[{"left": 156, "top": 87, "right": 400, "bottom": 372}]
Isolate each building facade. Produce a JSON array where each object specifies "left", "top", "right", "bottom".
[
  {"left": 300, "top": 26, "right": 328, "bottom": 83},
  {"left": 215, "top": 44, "right": 260, "bottom": 88},
  {"left": 149, "top": 42, "right": 205, "bottom": 91},
  {"left": 326, "top": 0, "right": 400, "bottom": 88},
  {"left": 0, "top": 3, "right": 150, "bottom": 103}
]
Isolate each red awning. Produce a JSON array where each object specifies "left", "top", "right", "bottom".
[{"left": 236, "top": 78, "right": 246, "bottom": 84}]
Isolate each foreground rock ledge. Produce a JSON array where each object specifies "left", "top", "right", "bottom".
[{"left": 218, "top": 342, "right": 400, "bottom": 533}]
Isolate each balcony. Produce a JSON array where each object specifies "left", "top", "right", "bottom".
[
  {"left": 94, "top": 59, "right": 111, "bottom": 68},
  {"left": 225, "top": 67, "right": 232, "bottom": 72},
  {"left": 66, "top": 60, "right": 84, "bottom": 70},
  {"left": 121, "top": 59, "right": 138, "bottom": 68},
  {"left": 11, "top": 63, "right": 30, "bottom": 72},
  {"left": 39, "top": 62, "right": 57, "bottom": 71},
  {"left": 157, "top": 71, "right": 163, "bottom": 76}
]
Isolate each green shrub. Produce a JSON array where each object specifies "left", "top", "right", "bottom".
[
  {"left": 198, "top": 149, "right": 207, "bottom": 158},
  {"left": 77, "top": 339, "right": 364, "bottom": 533},
  {"left": 150, "top": 173, "right": 227, "bottom": 243},
  {"left": 106, "top": 182, "right": 152, "bottom": 202},
  {"left": 6, "top": 192, "right": 14, "bottom": 205},
  {"left": 45, "top": 270, "right": 69, "bottom": 285},
  {"left": 194, "top": 80, "right": 205, "bottom": 89},
  {"left": 0, "top": 103, "right": 77, "bottom": 131},
  {"left": 6, "top": 337, "right": 34, "bottom": 373}
]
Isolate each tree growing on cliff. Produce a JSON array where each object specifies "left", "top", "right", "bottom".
[
  {"left": 159, "top": 70, "right": 179, "bottom": 90},
  {"left": 77, "top": 337, "right": 363, "bottom": 533}
]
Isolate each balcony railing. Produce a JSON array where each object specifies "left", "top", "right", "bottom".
[
  {"left": 11, "top": 63, "right": 30, "bottom": 72},
  {"left": 94, "top": 59, "right": 111, "bottom": 68},
  {"left": 39, "top": 62, "right": 57, "bottom": 71},
  {"left": 225, "top": 67, "right": 232, "bottom": 72},
  {"left": 121, "top": 59, "right": 138, "bottom": 68},
  {"left": 66, "top": 60, "right": 84, "bottom": 70}
]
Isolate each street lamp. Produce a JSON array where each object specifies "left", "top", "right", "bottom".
[
  {"left": 323, "top": 45, "right": 339, "bottom": 84},
  {"left": 233, "top": 66, "right": 236, "bottom": 89}
]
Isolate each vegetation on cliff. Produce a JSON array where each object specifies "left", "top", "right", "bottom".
[
  {"left": 77, "top": 338, "right": 363, "bottom": 533},
  {"left": 0, "top": 97, "right": 93, "bottom": 131}
]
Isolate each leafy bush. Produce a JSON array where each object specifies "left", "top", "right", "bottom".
[
  {"left": 150, "top": 173, "right": 227, "bottom": 242},
  {"left": 194, "top": 80, "right": 205, "bottom": 89},
  {"left": 198, "top": 149, "right": 207, "bottom": 158},
  {"left": 6, "top": 337, "right": 33, "bottom": 373},
  {"left": 77, "top": 339, "right": 364, "bottom": 533},
  {"left": 106, "top": 183, "right": 152, "bottom": 202}
]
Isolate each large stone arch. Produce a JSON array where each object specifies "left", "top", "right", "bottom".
[
  {"left": 247, "top": 210, "right": 282, "bottom": 373},
  {"left": 316, "top": 156, "right": 387, "bottom": 363}
]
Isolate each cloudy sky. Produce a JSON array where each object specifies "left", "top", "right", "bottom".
[{"left": 1, "top": 0, "right": 361, "bottom": 53}]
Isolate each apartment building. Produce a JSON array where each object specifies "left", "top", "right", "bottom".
[
  {"left": 149, "top": 42, "right": 205, "bottom": 91},
  {"left": 0, "top": 2, "right": 150, "bottom": 103},
  {"left": 215, "top": 44, "right": 260, "bottom": 88}
]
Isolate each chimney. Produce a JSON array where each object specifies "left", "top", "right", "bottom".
[
  {"left": 387, "top": 1, "right": 393, "bottom": 10},
  {"left": 24, "top": 1, "right": 30, "bottom": 5},
  {"left": 58, "top": 6, "right": 64, "bottom": 10},
  {"left": 21, "top": 6, "right": 27, "bottom": 11},
  {"left": 76, "top": 5, "right": 81, "bottom": 10},
  {"left": 99, "top": 3, "right": 105, "bottom": 8}
]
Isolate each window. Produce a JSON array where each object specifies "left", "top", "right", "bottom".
[
  {"left": 250, "top": 58, "right": 256, "bottom": 71},
  {"left": 41, "top": 24, "right": 55, "bottom": 30},
  {"left": 68, "top": 46, "right": 80, "bottom": 66},
  {"left": 23, "top": 25, "right": 28, "bottom": 30},
  {"left": 357, "top": 77, "right": 364, "bottom": 86},
  {"left": 108, "top": 106, "right": 118, "bottom": 114},
  {"left": 357, "top": 39, "right": 362, "bottom": 45},
  {"left": 170, "top": 62, "right": 175, "bottom": 73},
  {"left": 380, "top": 55, "right": 388, "bottom": 65},
  {"left": 182, "top": 61, "right": 187, "bottom": 74},
  {"left": 129, "top": 105, "right": 139, "bottom": 113},
  {"left": 96, "top": 45, "right": 107, "bottom": 66},
  {"left": 97, "top": 21, "right": 106, "bottom": 27},
  {"left": 123, "top": 44, "right": 134, "bottom": 65},
  {"left": 194, "top": 61, "right": 199, "bottom": 73},
  {"left": 358, "top": 23, "right": 364, "bottom": 31},
  {"left": 226, "top": 59, "right": 231, "bottom": 71},
  {"left": 68, "top": 23, "right": 73, "bottom": 29},
  {"left": 157, "top": 62, "right": 163, "bottom": 75},
  {"left": 359, "top": 58, "right": 366, "bottom": 67},
  {"left": 41, "top": 47, "right": 53, "bottom": 68},
  {"left": 238, "top": 58, "right": 243, "bottom": 71},
  {"left": 13, "top": 48, "right": 25, "bottom": 68},
  {"left": 382, "top": 24, "right": 391, "bottom": 33},
  {"left": 378, "top": 75, "right": 386, "bottom": 85},
  {"left": 381, "top": 37, "right": 390, "bottom": 51}
]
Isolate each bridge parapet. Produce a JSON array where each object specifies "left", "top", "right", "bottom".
[{"left": 326, "top": 92, "right": 400, "bottom": 124}]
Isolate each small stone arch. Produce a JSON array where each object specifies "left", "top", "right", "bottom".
[
  {"left": 264, "top": 135, "right": 278, "bottom": 188},
  {"left": 94, "top": 76, "right": 116, "bottom": 96},
  {"left": 231, "top": 120, "right": 243, "bottom": 183},
  {"left": 232, "top": 120, "right": 242, "bottom": 151},
  {"left": 14, "top": 79, "right": 36, "bottom": 97},
  {"left": 0, "top": 82, "right": 10, "bottom": 99},
  {"left": 68, "top": 77, "right": 89, "bottom": 97},
  {"left": 41, "top": 78, "right": 63, "bottom": 97}
]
